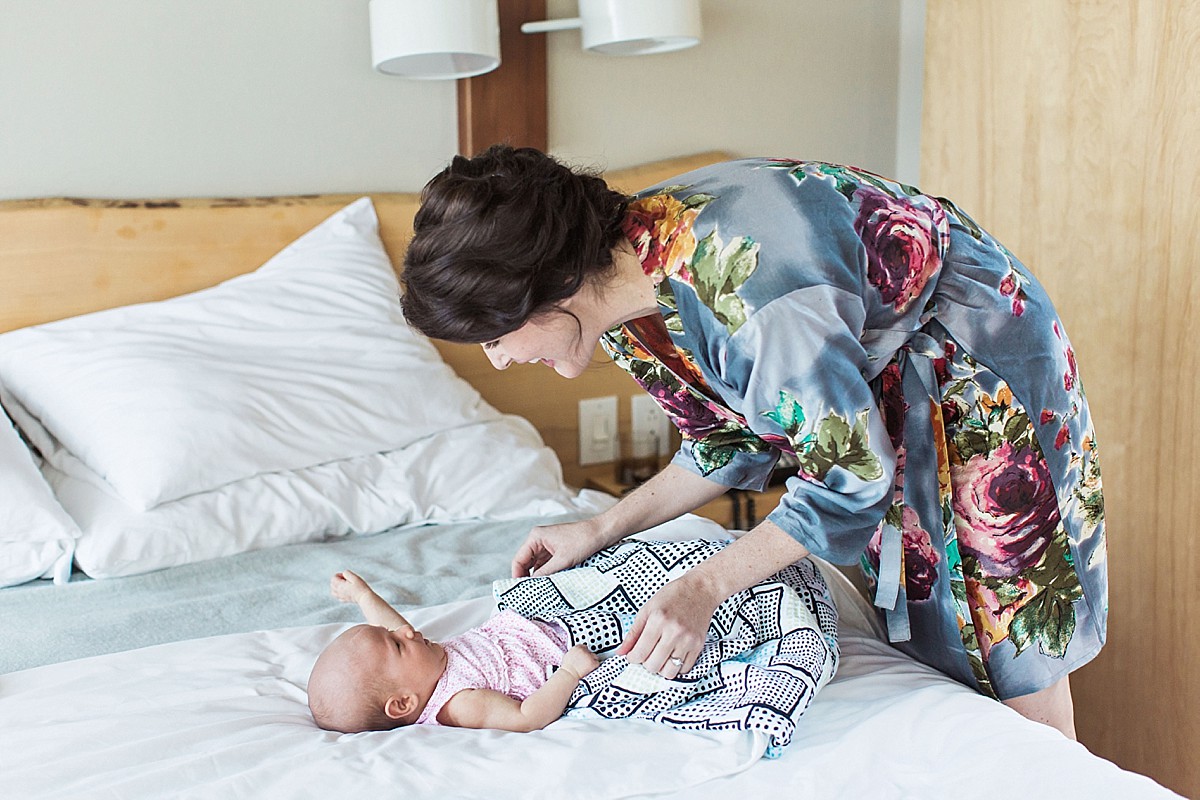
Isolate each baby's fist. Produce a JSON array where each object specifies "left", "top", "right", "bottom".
[
  {"left": 330, "top": 570, "right": 368, "bottom": 603},
  {"left": 559, "top": 645, "right": 599, "bottom": 679}
]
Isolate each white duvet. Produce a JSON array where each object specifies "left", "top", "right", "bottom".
[{"left": 0, "top": 556, "right": 1178, "bottom": 800}]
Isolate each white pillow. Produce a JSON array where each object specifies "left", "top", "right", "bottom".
[
  {"left": 44, "top": 416, "right": 586, "bottom": 579},
  {"left": 0, "top": 198, "right": 494, "bottom": 511},
  {"left": 0, "top": 410, "right": 77, "bottom": 586}
]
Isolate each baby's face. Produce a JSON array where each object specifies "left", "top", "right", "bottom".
[
  {"left": 309, "top": 623, "right": 448, "bottom": 731},
  {"left": 357, "top": 623, "right": 448, "bottom": 694}
]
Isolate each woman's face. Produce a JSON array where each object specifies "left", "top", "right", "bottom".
[{"left": 482, "top": 310, "right": 593, "bottom": 379}]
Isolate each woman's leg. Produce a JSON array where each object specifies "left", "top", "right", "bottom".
[{"left": 1003, "top": 675, "right": 1077, "bottom": 739}]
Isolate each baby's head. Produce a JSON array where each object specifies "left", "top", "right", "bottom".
[{"left": 308, "top": 623, "right": 447, "bottom": 733}]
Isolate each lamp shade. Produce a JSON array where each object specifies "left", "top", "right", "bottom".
[
  {"left": 369, "top": 0, "right": 500, "bottom": 80},
  {"left": 579, "top": 0, "right": 702, "bottom": 56}
]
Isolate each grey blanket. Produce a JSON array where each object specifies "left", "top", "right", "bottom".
[{"left": 0, "top": 515, "right": 560, "bottom": 673}]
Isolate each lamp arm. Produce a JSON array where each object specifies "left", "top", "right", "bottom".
[{"left": 520, "top": 17, "right": 582, "bottom": 34}]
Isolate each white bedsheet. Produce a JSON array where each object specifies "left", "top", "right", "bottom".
[{"left": 0, "top": 555, "right": 1178, "bottom": 800}]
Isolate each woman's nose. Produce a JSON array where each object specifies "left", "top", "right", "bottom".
[{"left": 483, "top": 346, "right": 512, "bottom": 370}]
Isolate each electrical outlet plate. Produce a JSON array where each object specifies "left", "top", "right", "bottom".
[
  {"left": 578, "top": 396, "right": 618, "bottom": 465},
  {"left": 630, "top": 394, "right": 672, "bottom": 458}
]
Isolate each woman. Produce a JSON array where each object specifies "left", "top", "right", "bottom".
[{"left": 400, "top": 145, "right": 1107, "bottom": 739}]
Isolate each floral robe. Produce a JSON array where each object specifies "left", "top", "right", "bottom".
[{"left": 600, "top": 159, "right": 1107, "bottom": 700}]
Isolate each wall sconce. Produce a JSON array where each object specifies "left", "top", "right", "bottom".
[
  {"left": 370, "top": 0, "right": 701, "bottom": 80},
  {"left": 523, "top": 0, "right": 702, "bottom": 56},
  {"left": 369, "top": 0, "right": 501, "bottom": 80}
]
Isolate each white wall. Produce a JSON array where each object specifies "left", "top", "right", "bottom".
[
  {"left": 550, "top": 0, "right": 906, "bottom": 177},
  {"left": 0, "top": 0, "right": 920, "bottom": 200},
  {"left": 893, "top": 0, "right": 926, "bottom": 185}
]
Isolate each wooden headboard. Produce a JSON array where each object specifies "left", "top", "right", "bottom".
[{"left": 0, "top": 152, "right": 729, "bottom": 488}]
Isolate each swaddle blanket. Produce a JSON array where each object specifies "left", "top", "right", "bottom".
[{"left": 493, "top": 539, "right": 838, "bottom": 756}]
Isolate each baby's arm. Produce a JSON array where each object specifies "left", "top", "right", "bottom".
[
  {"left": 330, "top": 570, "right": 411, "bottom": 630},
  {"left": 437, "top": 645, "right": 599, "bottom": 732}
]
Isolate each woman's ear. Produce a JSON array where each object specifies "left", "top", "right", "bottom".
[{"left": 383, "top": 692, "right": 419, "bottom": 722}]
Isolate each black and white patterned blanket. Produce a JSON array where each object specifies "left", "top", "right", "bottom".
[{"left": 492, "top": 539, "right": 838, "bottom": 756}]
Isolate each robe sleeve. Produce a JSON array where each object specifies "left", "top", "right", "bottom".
[{"left": 720, "top": 284, "right": 896, "bottom": 564}]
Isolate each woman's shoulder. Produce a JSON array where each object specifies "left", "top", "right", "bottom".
[
  {"left": 637, "top": 158, "right": 917, "bottom": 197},
  {"left": 635, "top": 157, "right": 794, "bottom": 198}
]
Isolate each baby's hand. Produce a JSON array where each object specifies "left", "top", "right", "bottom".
[
  {"left": 330, "top": 570, "right": 369, "bottom": 604},
  {"left": 558, "top": 645, "right": 599, "bottom": 680}
]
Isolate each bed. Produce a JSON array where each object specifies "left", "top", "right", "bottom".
[{"left": 0, "top": 154, "right": 1180, "bottom": 799}]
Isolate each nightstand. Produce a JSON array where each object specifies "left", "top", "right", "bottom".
[{"left": 583, "top": 474, "right": 788, "bottom": 531}]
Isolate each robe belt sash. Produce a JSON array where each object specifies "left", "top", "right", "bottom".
[{"left": 869, "top": 330, "right": 945, "bottom": 644}]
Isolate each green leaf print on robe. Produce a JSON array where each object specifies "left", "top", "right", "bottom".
[
  {"left": 689, "top": 229, "right": 759, "bottom": 335},
  {"left": 764, "top": 391, "right": 883, "bottom": 484},
  {"left": 1005, "top": 534, "right": 1084, "bottom": 659}
]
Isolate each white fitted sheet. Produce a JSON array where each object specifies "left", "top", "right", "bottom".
[{"left": 0, "top": 516, "right": 1179, "bottom": 800}]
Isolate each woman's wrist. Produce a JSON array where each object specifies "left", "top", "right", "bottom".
[
  {"left": 692, "top": 521, "right": 811, "bottom": 605},
  {"left": 682, "top": 565, "right": 727, "bottom": 614},
  {"left": 589, "top": 509, "right": 630, "bottom": 550}
]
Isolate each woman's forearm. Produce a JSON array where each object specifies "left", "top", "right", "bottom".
[
  {"left": 597, "top": 465, "right": 812, "bottom": 604},
  {"left": 686, "top": 519, "right": 811, "bottom": 602},
  {"left": 592, "top": 463, "right": 731, "bottom": 545}
]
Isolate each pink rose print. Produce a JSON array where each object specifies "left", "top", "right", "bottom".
[
  {"left": 854, "top": 186, "right": 946, "bottom": 313},
  {"left": 1055, "top": 425, "right": 1071, "bottom": 451},
  {"left": 866, "top": 506, "right": 940, "bottom": 602},
  {"left": 941, "top": 397, "right": 967, "bottom": 429},
  {"left": 997, "top": 270, "right": 1027, "bottom": 317},
  {"left": 878, "top": 363, "right": 906, "bottom": 452},
  {"left": 952, "top": 441, "right": 1062, "bottom": 578},
  {"left": 1063, "top": 345, "right": 1078, "bottom": 391},
  {"left": 644, "top": 380, "right": 726, "bottom": 441}
]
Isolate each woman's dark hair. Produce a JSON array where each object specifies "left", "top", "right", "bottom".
[{"left": 400, "top": 144, "right": 630, "bottom": 343}]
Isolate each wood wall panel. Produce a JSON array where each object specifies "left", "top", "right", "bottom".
[
  {"left": 457, "top": 0, "right": 548, "bottom": 155},
  {"left": 921, "top": 3, "right": 1199, "bottom": 796}
]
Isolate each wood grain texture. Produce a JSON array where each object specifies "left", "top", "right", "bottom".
[
  {"left": 0, "top": 152, "right": 730, "bottom": 491},
  {"left": 922, "top": 2, "right": 1199, "bottom": 795},
  {"left": 457, "top": 0, "right": 548, "bottom": 155}
]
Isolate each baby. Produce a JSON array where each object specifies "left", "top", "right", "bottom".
[{"left": 307, "top": 570, "right": 599, "bottom": 734}]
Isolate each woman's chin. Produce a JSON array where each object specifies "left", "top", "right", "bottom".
[{"left": 553, "top": 361, "right": 586, "bottom": 379}]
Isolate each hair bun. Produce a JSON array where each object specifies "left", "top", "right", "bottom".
[{"left": 402, "top": 146, "right": 630, "bottom": 343}]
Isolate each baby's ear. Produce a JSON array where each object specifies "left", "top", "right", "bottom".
[{"left": 383, "top": 692, "right": 419, "bottom": 722}]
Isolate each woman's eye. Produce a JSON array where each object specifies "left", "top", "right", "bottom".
[{"left": 483, "top": 341, "right": 499, "bottom": 350}]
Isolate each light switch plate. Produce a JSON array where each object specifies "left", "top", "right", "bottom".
[
  {"left": 578, "top": 396, "right": 618, "bottom": 465},
  {"left": 630, "top": 394, "right": 672, "bottom": 458}
]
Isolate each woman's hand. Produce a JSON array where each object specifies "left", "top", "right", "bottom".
[
  {"left": 511, "top": 518, "right": 611, "bottom": 578},
  {"left": 511, "top": 465, "right": 733, "bottom": 580},
  {"left": 616, "top": 572, "right": 722, "bottom": 679}
]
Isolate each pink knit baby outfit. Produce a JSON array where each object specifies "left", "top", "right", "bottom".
[{"left": 415, "top": 610, "right": 570, "bottom": 726}]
